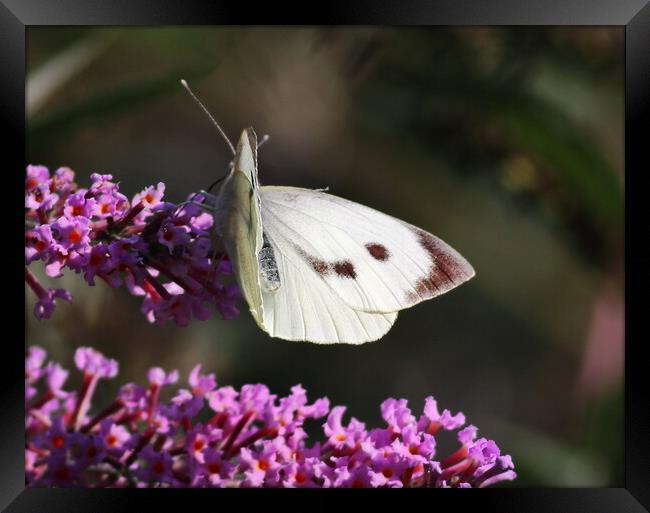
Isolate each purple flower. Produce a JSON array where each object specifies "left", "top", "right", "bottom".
[
  {"left": 92, "top": 192, "right": 129, "bottom": 219},
  {"left": 189, "top": 365, "right": 217, "bottom": 396},
  {"left": 132, "top": 182, "right": 165, "bottom": 209},
  {"left": 419, "top": 395, "right": 466, "bottom": 432},
  {"left": 333, "top": 464, "right": 374, "bottom": 488},
  {"left": 52, "top": 216, "right": 91, "bottom": 253},
  {"left": 134, "top": 446, "right": 174, "bottom": 484},
  {"left": 69, "top": 433, "right": 107, "bottom": 470},
  {"left": 82, "top": 243, "right": 114, "bottom": 285},
  {"left": 74, "top": 347, "right": 118, "bottom": 378},
  {"left": 324, "top": 406, "right": 366, "bottom": 449},
  {"left": 158, "top": 219, "right": 191, "bottom": 252},
  {"left": 240, "top": 443, "right": 282, "bottom": 487},
  {"left": 25, "top": 165, "right": 50, "bottom": 191},
  {"left": 44, "top": 362, "right": 69, "bottom": 398},
  {"left": 26, "top": 346, "right": 47, "bottom": 382},
  {"left": 99, "top": 420, "right": 131, "bottom": 454},
  {"left": 25, "top": 225, "right": 54, "bottom": 264},
  {"left": 161, "top": 389, "right": 204, "bottom": 423},
  {"left": 32, "top": 416, "right": 68, "bottom": 453},
  {"left": 381, "top": 397, "right": 416, "bottom": 434},
  {"left": 143, "top": 283, "right": 213, "bottom": 327},
  {"left": 25, "top": 171, "right": 59, "bottom": 210},
  {"left": 63, "top": 192, "right": 96, "bottom": 219},
  {"left": 25, "top": 346, "right": 517, "bottom": 488},
  {"left": 33, "top": 287, "right": 72, "bottom": 320},
  {"left": 458, "top": 424, "right": 479, "bottom": 444},
  {"left": 147, "top": 368, "right": 179, "bottom": 388},
  {"left": 200, "top": 448, "right": 235, "bottom": 485},
  {"left": 52, "top": 167, "right": 76, "bottom": 195},
  {"left": 118, "top": 383, "right": 147, "bottom": 411},
  {"left": 89, "top": 173, "right": 115, "bottom": 189},
  {"left": 188, "top": 212, "right": 213, "bottom": 234},
  {"left": 209, "top": 282, "right": 241, "bottom": 320},
  {"left": 282, "top": 460, "right": 319, "bottom": 488},
  {"left": 25, "top": 165, "right": 241, "bottom": 326},
  {"left": 207, "top": 385, "right": 239, "bottom": 413},
  {"left": 369, "top": 452, "right": 410, "bottom": 488},
  {"left": 398, "top": 424, "right": 436, "bottom": 461}
]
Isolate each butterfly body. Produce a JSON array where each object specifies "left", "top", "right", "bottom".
[
  {"left": 213, "top": 128, "right": 265, "bottom": 328},
  {"left": 213, "top": 127, "right": 475, "bottom": 344}
]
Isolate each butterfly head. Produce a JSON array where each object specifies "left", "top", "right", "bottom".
[{"left": 231, "top": 127, "right": 259, "bottom": 187}]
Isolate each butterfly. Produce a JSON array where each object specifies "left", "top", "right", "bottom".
[{"left": 181, "top": 80, "right": 475, "bottom": 344}]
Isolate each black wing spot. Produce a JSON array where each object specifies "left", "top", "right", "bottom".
[
  {"left": 365, "top": 243, "right": 390, "bottom": 262},
  {"left": 333, "top": 260, "right": 357, "bottom": 279},
  {"left": 294, "top": 247, "right": 357, "bottom": 280}
]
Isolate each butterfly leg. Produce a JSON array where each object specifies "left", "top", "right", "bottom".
[
  {"left": 196, "top": 189, "right": 219, "bottom": 202},
  {"left": 174, "top": 190, "right": 219, "bottom": 213}
]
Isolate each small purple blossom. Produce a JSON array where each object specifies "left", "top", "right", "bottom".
[
  {"left": 44, "top": 362, "right": 69, "bottom": 398},
  {"left": 25, "top": 267, "right": 73, "bottom": 320},
  {"left": 420, "top": 395, "right": 466, "bottom": 431},
  {"left": 132, "top": 182, "right": 165, "bottom": 209},
  {"left": 25, "top": 345, "right": 517, "bottom": 488},
  {"left": 147, "top": 368, "right": 179, "bottom": 388},
  {"left": 74, "top": 347, "right": 118, "bottom": 379},
  {"left": 99, "top": 420, "right": 130, "bottom": 454},
  {"left": 134, "top": 446, "right": 175, "bottom": 485},
  {"left": 25, "top": 165, "right": 241, "bottom": 325},
  {"left": 188, "top": 365, "right": 216, "bottom": 396}
]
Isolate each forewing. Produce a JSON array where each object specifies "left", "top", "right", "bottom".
[{"left": 259, "top": 186, "right": 475, "bottom": 314}]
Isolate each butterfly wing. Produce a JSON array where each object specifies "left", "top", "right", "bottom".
[
  {"left": 259, "top": 186, "right": 475, "bottom": 314},
  {"left": 258, "top": 216, "right": 398, "bottom": 344}
]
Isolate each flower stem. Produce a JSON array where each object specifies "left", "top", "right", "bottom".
[
  {"left": 124, "top": 427, "right": 155, "bottom": 467},
  {"left": 70, "top": 373, "right": 100, "bottom": 431},
  {"left": 112, "top": 201, "right": 145, "bottom": 233},
  {"left": 25, "top": 267, "right": 46, "bottom": 299},
  {"left": 220, "top": 410, "right": 254, "bottom": 455},
  {"left": 225, "top": 425, "right": 276, "bottom": 458},
  {"left": 144, "top": 257, "right": 201, "bottom": 296},
  {"left": 81, "top": 399, "right": 125, "bottom": 433}
]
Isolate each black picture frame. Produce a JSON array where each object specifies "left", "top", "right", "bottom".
[{"left": 4, "top": 0, "right": 649, "bottom": 510}]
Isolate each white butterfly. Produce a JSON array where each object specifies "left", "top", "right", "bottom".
[{"left": 181, "top": 81, "right": 475, "bottom": 344}]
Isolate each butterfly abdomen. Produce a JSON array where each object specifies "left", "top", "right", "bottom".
[{"left": 259, "top": 232, "right": 280, "bottom": 291}]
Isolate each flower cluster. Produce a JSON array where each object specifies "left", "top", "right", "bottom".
[
  {"left": 25, "top": 165, "right": 240, "bottom": 325},
  {"left": 25, "top": 345, "right": 517, "bottom": 488}
]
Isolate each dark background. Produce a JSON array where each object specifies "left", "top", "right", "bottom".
[{"left": 25, "top": 26, "right": 624, "bottom": 486}]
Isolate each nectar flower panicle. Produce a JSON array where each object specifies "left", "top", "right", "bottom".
[
  {"left": 25, "top": 165, "right": 241, "bottom": 325},
  {"left": 25, "top": 345, "right": 517, "bottom": 488}
]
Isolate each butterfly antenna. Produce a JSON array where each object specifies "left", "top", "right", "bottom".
[
  {"left": 258, "top": 134, "right": 270, "bottom": 149},
  {"left": 180, "top": 79, "right": 236, "bottom": 156}
]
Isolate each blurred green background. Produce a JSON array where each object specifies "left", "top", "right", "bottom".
[{"left": 25, "top": 27, "right": 624, "bottom": 486}]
